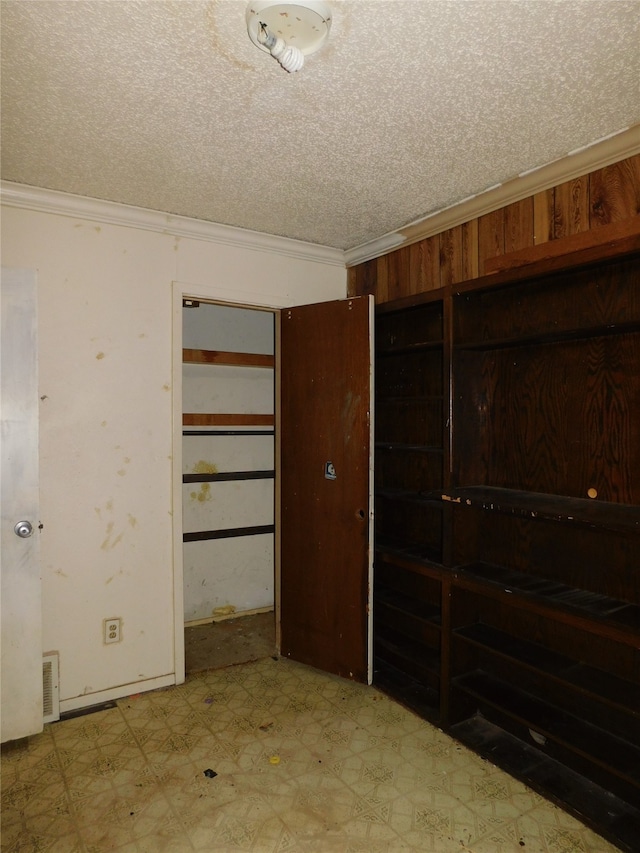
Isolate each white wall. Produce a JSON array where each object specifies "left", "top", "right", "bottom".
[{"left": 1, "top": 200, "right": 346, "bottom": 711}]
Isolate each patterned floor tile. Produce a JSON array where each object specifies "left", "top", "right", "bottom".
[{"left": 0, "top": 657, "right": 620, "bottom": 853}]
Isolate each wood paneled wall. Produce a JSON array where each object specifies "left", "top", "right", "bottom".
[{"left": 348, "top": 154, "right": 640, "bottom": 303}]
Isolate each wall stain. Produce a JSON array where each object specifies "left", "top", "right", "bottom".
[
  {"left": 163, "top": 383, "right": 170, "bottom": 391},
  {"left": 96, "top": 352, "right": 105, "bottom": 360},
  {"left": 192, "top": 460, "right": 218, "bottom": 475},
  {"left": 128, "top": 514, "right": 138, "bottom": 528},
  {"left": 101, "top": 521, "right": 124, "bottom": 550},
  {"left": 95, "top": 499, "right": 114, "bottom": 519},
  {"left": 213, "top": 604, "right": 236, "bottom": 618},
  {"left": 54, "top": 569, "right": 68, "bottom": 578},
  {"left": 190, "top": 483, "right": 213, "bottom": 502}
]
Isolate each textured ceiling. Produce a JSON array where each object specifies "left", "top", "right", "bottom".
[{"left": 2, "top": 1, "right": 639, "bottom": 251}]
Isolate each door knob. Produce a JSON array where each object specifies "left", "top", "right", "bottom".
[{"left": 14, "top": 521, "right": 34, "bottom": 538}]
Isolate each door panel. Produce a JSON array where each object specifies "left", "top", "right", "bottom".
[
  {"left": 280, "top": 296, "right": 373, "bottom": 683},
  {"left": 1, "top": 268, "right": 42, "bottom": 742}
]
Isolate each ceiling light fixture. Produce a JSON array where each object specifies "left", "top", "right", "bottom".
[{"left": 246, "top": 1, "right": 332, "bottom": 73}]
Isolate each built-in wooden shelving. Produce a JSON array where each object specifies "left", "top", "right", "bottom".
[{"left": 372, "top": 236, "right": 640, "bottom": 852}]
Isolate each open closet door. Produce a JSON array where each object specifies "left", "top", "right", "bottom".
[{"left": 280, "top": 295, "right": 374, "bottom": 684}]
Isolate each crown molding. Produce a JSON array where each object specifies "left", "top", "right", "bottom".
[
  {"left": 344, "top": 124, "right": 640, "bottom": 267},
  {"left": 0, "top": 182, "right": 346, "bottom": 267},
  {"left": 342, "top": 233, "right": 407, "bottom": 266}
]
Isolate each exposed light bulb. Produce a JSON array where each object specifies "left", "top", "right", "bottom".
[
  {"left": 246, "top": 2, "right": 331, "bottom": 74},
  {"left": 257, "top": 22, "right": 304, "bottom": 73}
]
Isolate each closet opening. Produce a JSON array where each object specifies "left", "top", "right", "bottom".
[{"left": 181, "top": 298, "right": 277, "bottom": 674}]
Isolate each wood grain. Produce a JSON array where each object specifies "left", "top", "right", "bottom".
[
  {"left": 183, "top": 413, "right": 274, "bottom": 426},
  {"left": 533, "top": 189, "right": 554, "bottom": 245},
  {"left": 504, "top": 198, "right": 534, "bottom": 253},
  {"left": 440, "top": 226, "right": 463, "bottom": 286},
  {"left": 483, "top": 215, "right": 640, "bottom": 276},
  {"left": 478, "top": 208, "right": 505, "bottom": 272},
  {"left": 409, "top": 234, "right": 440, "bottom": 293},
  {"left": 590, "top": 154, "right": 640, "bottom": 228},
  {"left": 553, "top": 177, "right": 590, "bottom": 238},
  {"left": 461, "top": 219, "right": 479, "bottom": 281},
  {"left": 183, "top": 349, "right": 274, "bottom": 368},
  {"left": 351, "top": 154, "right": 640, "bottom": 304},
  {"left": 280, "top": 297, "right": 371, "bottom": 682}
]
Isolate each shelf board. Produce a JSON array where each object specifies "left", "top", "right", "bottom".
[
  {"left": 183, "top": 413, "right": 274, "bottom": 427},
  {"left": 375, "top": 629, "right": 440, "bottom": 681},
  {"left": 453, "top": 221, "right": 640, "bottom": 296},
  {"left": 375, "top": 584, "right": 441, "bottom": 625},
  {"left": 375, "top": 288, "right": 444, "bottom": 314},
  {"left": 373, "top": 659, "right": 440, "bottom": 724},
  {"left": 449, "top": 715, "right": 640, "bottom": 853},
  {"left": 443, "top": 486, "right": 640, "bottom": 533},
  {"left": 377, "top": 340, "right": 443, "bottom": 357},
  {"left": 183, "top": 429, "right": 274, "bottom": 436},
  {"left": 183, "top": 348, "right": 274, "bottom": 368},
  {"left": 377, "top": 487, "right": 444, "bottom": 507},
  {"left": 376, "top": 443, "right": 443, "bottom": 454},
  {"left": 183, "top": 470, "right": 274, "bottom": 483},
  {"left": 454, "top": 562, "right": 639, "bottom": 645},
  {"left": 375, "top": 541, "right": 444, "bottom": 573},
  {"left": 453, "top": 319, "right": 640, "bottom": 352},
  {"left": 482, "top": 215, "right": 640, "bottom": 277},
  {"left": 453, "top": 670, "right": 640, "bottom": 787},
  {"left": 183, "top": 524, "right": 274, "bottom": 542},
  {"left": 454, "top": 623, "right": 640, "bottom": 718},
  {"left": 377, "top": 395, "right": 443, "bottom": 404}
]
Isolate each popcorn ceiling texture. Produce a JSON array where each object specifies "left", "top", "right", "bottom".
[{"left": 2, "top": 0, "right": 639, "bottom": 250}]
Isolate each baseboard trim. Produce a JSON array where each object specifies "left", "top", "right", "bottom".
[
  {"left": 185, "top": 606, "right": 274, "bottom": 628},
  {"left": 59, "top": 673, "right": 176, "bottom": 713}
]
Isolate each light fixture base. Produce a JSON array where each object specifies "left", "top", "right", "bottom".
[{"left": 246, "top": 1, "right": 332, "bottom": 58}]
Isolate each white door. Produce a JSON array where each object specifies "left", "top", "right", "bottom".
[{"left": 1, "top": 267, "right": 42, "bottom": 742}]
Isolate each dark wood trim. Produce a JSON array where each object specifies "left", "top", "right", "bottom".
[
  {"left": 183, "top": 524, "right": 274, "bottom": 542},
  {"left": 183, "top": 348, "right": 274, "bottom": 368},
  {"left": 454, "top": 229, "right": 640, "bottom": 295},
  {"left": 484, "top": 215, "right": 640, "bottom": 275},
  {"left": 443, "top": 487, "right": 640, "bottom": 534},
  {"left": 452, "top": 564, "right": 639, "bottom": 647},
  {"left": 183, "top": 413, "right": 274, "bottom": 426},
  {"left": 183, "top": 429, "right": 274, "bottom": 436},
  {"left": 182, "top": 470, "right": 274, "bottom": 483}
]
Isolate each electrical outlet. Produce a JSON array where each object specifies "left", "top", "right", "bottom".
[{"left": 104, "top": 618, "right": 121, "bottom": 645}]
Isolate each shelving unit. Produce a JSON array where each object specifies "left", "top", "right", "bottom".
[
  {"left": 373, "top": 293, "right": 446, "bottom": 721},
  {"left": 183, "top": 348, "right": 275, "bottom": 428},
  {"left": 372, "top": 240, "right": 640, "bottom": 850},
  {"left": 182, "top": 346, "right": 275, "bottom": 542},
  {"left": 181, "top": 307, "right": 275, "bottom": 624}
]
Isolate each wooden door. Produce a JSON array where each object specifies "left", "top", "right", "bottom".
[{"left": 280, "top": 296, "right": 373, "bottom": 683}]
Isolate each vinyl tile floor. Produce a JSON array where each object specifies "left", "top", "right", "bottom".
[{"left": 1, "top": 656, "right": 620, "bottom": 853}]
